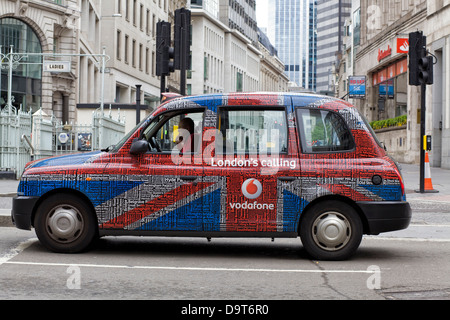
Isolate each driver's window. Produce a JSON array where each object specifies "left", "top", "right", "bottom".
[{"left": 148, "top": 111, "right": 204, "bottom": 153}]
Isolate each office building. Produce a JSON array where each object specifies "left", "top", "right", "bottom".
[
  {"left": 316, "top": 0, "right": 351, "bottom": 95},
  {"left": 267, "top": 0, "right": 317, "bottom": 91}
]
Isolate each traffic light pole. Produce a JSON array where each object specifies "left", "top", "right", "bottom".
[
  {"left": 160, "top": 75, "right": 166, "bottom": 100},
  {"left": 180, "top": 29, "right": 186, "bottom": 96},
  {"left": 409, "top": 31, "right": 436, "bottom": 193},
  {"left": 419, "top": 83, "right": 426, "bottom": 193}
]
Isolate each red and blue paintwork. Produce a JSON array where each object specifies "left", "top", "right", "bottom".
[{"left": 17, "top": 93, "right": 406, "bottom": 236}]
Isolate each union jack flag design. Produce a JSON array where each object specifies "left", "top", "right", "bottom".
[{"left": 18, "top": 93, "right": 405, "bottom": 235}]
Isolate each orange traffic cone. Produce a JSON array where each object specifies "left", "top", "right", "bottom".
[{"left": 424, "top": 152, "right": 439, "bottom": 193}]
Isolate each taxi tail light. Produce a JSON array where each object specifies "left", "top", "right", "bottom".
[{"left": 393, "top": 164, "right": 406, "bottom": 197}]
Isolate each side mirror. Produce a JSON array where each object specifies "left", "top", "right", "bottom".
[{"left": 130, "top": 138, "right": 149, "bottom": 155}]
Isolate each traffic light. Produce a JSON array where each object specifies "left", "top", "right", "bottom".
[
  {"left": 174, "top": 8, "right": 191, "bottom": 71},
  {"left": 418, "top": 55, "right": 434, "bottom": 85},
  {"left": 156, "top": 21, "right": 174, "bottom": 76},
  {"left": 409, "top": 31, "right": 433, "bottom": 85}
]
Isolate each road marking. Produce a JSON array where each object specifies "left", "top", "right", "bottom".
[
  {"left": 0, "top": 238, "right": 36, "bottom": 266},
  {"left": 365, "top": 236, "right": 450, "bottom": 242},
  {"left": 3, "top": 260, "right": 376, "bottom": 274}
]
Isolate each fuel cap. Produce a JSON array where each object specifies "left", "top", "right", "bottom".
[{"left": 372, "top": 175, "right": 383, "bottom": 185}]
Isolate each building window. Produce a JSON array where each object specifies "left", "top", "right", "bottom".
[
  {"left": 145, "top": 47, "right": 150, "bottom": 74},
  {"left": 146, "top": 9, "right": 150, "bottom": 35},
  {"left": 132, "top": 39, "right": 136, "bottom": 67},
  {"left": 0, "top": 18, "right": 42, "bottom": 112},
  {"left": 204, "top": 55, "right": 209, "bottom": 81},
  {"left": 236, "top": 71, "right": 243, "bottom": 92},
  {"left": 124, "top": 35, "right": 129, "bottom": 63},
  {"left": 152, "top": 50, "right": 155, "bottom": 77},
  {"left": 139, "top": 43, "right": 143, "bottom": 70},
  {"left": 133, "top": 0, "right": 137, "bottom": 26},
  {"left": 125, "top": 0, "right": 129, "bottom": 21},
  {"left": 116, "top": 30, "right": 121, "bottom": 60},
  {"left": 140, "top": 4, "right": 144, "bottom": 30}
]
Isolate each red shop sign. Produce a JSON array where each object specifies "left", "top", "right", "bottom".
[{"left": 377, "top": 45, "right": 392, "bottom": 62}]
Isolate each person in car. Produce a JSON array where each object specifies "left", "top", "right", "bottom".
[{"left": 176, "top": 117, "right": 195, "bottom": 152}]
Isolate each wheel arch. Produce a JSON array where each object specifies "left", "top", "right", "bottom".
[
  {"left": 31, "top": 188, "right": 98, "bottom": 228},
  {"left": 298, "top": 195, "right": 370, "bottom": 235}
]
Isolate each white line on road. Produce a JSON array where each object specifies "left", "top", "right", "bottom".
[
  {"left": 365, "top": 237, "right": 450, "bottom": 242},
  {"left": 4, "top": 260, "right": 376, "bottom": 274}
]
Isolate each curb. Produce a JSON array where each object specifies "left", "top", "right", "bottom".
[
  {"left": 0, "top": 210, "right": 14, "bottom": 228},
  {"left": 0, "top": 193, "right": 16, "bottom": 198}
]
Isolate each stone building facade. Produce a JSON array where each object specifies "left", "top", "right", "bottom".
[{"left": 342, "top": 0, "right": 450, "bottom": 168}]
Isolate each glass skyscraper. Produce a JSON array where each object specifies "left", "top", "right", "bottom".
[
  {"left": 267, "top": 0, "right": 317, "bottom": 91},
  {"left": 316, "top": 0, "right": 351, "bottom": 94}
]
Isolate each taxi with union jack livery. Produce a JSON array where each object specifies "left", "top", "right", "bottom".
[{"left": 11, "top": 93, "right": 411, "bottom": 260}]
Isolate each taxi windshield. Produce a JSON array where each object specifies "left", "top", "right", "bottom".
[{"left": 109, "top": 117, "right": 150, "bottom": 153}]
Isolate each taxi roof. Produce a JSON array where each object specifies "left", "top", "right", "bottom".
[{"left": 158, "top": 92, "right": 353, "bottom": 112}]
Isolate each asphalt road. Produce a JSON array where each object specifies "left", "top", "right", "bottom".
[
  {"left": 0, "top": 221, "right": 449, "bottom": 301},
  {"left": 1, "top": 165, "right": 449, "bottom": 303}
]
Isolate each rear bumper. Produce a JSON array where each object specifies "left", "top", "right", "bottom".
[
  {"left": 11, "top": 196, "right": 39, "bottom": 230},
  {"left": 356, "top": 201, "right": 412, "bottom": 235}
]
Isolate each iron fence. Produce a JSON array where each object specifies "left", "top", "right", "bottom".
[{"left": 0, "top": 107, "right": 126, "bottom": 178}]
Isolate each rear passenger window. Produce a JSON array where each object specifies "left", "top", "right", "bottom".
[
  {"left": 297, "top": 108, "right": 354, "bottom": 153},
  {"left": 218, "top": 109, "right": 288, "bottom": 154}
]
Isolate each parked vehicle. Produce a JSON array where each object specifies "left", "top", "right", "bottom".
[{"left": 11, "top": 93, "right": 411, "bottom": 260}]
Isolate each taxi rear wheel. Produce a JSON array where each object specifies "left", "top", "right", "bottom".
[
  {"left": 34, "top": 194, "right": 98, "bottom": 253},
  {"left": 299, "top": 200, "right": 363, "bottom": 261}
]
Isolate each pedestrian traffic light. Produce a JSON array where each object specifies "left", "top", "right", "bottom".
[
  {"left": 409, "top": 31, "right": 433, "bottom": 85},
  {"left": 156, "top": 21, "right": 174, "bottom": 76}
]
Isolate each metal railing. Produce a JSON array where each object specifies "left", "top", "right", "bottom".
[
  {"left": 0, "top": 105, "right": 33, "bottom": 179},
  {"left": 1, "top": 107, "right": 126, "bottom": 178}
]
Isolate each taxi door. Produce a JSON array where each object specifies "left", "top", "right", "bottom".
[
  {"left": 99, "top": 109, "right": 207, "bottom": 232},
  {"left": 203, "top": 105, "right": 294, "bottom": 234}
]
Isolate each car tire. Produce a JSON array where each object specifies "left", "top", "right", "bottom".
[
  {"left": 299, "top": 200, "right": 363, "bottom": 261},
  {"left": 34, "top": 194, "right": 98, "bottom": 253}
]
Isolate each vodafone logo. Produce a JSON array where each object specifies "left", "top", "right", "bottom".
[
  {"left": 229, "top": 179, "right": 275, "bottom": 210},
  {"left": 229, "top": 178, "right": 274, "bottom": 211},
  {"left": 241, "top": 179, "right": 262, "bottom": 199}
]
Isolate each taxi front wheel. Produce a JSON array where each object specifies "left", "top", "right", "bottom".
[
  {"left": 299, "top": 200, "right": 363, "bottom": 261},
  {"left": 34, "top": 194, "right": 98, "bottom": 253}
]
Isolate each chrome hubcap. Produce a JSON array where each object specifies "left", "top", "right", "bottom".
[
  {"left": 46, "top": 205, "right": 84, "bottom": 243},
  {"left": 312, "top": 212, "right": 351, "bottom": 251}
]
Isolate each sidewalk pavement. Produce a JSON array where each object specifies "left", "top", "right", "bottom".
[
  {"left": 0, "top": 163, "right": 449, "bottom": 227},
  {"left": 399, "top": 163, "right": 450, "bottom": 202}
]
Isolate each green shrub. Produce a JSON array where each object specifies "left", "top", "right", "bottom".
[{"left": 370, "top": 115, "right": 406, "bottom": 130}]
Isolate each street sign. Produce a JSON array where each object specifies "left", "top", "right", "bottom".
[
  {"left": 43, "top": 61, "right": 71, "bottom": 73},
  {"left": 348, "top": 76, "right": 366, "bottom": 99}
]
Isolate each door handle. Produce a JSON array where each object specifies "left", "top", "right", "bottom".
[{"left": 278, "top": 176, "right": 295, "bottom": 181}]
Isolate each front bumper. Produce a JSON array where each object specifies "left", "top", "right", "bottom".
[
  {"left": 11, "top": 196, "right": 39, "bottom": 230},
  {"left": 357, "top": 201, "right": 412, "bottom": 235}
]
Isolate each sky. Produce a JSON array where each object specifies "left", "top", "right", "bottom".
[{"left": 255, "top": 0, "right": 269, "bottom": 29}]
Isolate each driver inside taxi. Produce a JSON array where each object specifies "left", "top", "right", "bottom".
[{"left": 176, "top": 117, "right": 195, "bottom": 152}]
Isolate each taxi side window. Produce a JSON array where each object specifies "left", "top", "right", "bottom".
[
  {"left": 297, "top": 108, "right": 354, "bottom": 153},
  {"left": 218, "top": 108, "right": 288, "bottom": 154},
  {"left": 144, "top": 110, "right": 204, "bottom": 153}
]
